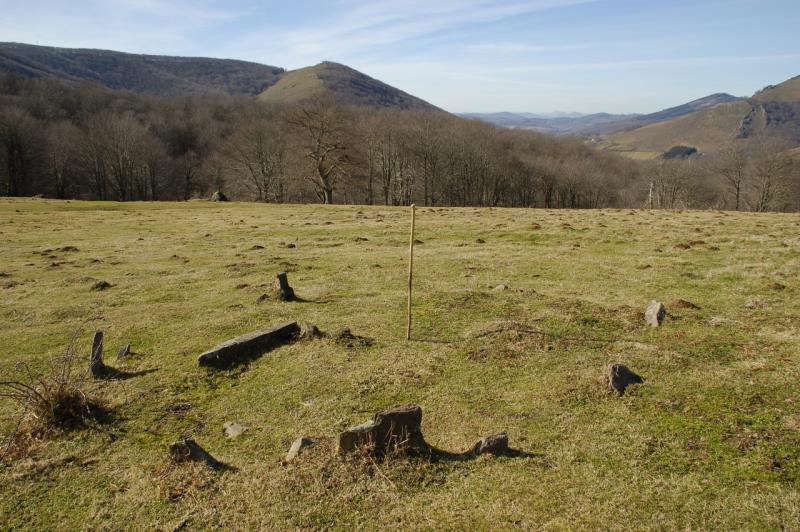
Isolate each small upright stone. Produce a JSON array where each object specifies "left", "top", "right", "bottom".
[
  {"left": 284, "top": 436, "right": 316, "bottom": 463},
  {"left": 276, "top": 272, "right": 295, "bottom": 301},
  {"left": 90, "top": 331, "right": 108, "bottom": 378},
  {"left": 608, "top": 364, "right": 644, "bottom": 395},
  {"left": 645, "top": 300, "right": 666, "bottom": 327},
  {"left": 117, "top": 343, "right": 131, "bottom": 358}
]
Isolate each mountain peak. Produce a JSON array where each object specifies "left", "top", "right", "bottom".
[{"left": 257, "top": 62, "right": 438, "bottom": 111}]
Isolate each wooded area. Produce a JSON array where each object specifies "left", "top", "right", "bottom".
[{"left": 1, "top": 74, "right": 797, "bottom": 211}]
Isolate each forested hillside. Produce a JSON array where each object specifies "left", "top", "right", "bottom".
[
  {"left": 0, "top": 73, "right": 798, "bottom": 211},
  {"left": 0, "top": 42, "right": 285, "bottom": 96}
]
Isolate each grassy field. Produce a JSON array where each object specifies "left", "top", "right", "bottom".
[{"left": 1, "top": 198, "right": 799, "bottom": 529}]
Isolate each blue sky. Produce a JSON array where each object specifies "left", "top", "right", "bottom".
[{"left": 1, "top": 0, "right": 798, "bottom": 113}]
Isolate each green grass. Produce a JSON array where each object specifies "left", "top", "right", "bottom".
[{"left": 1, "top": 198, "right": 799, "bottom": 529}]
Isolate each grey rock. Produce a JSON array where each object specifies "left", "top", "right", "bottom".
[
  {"left": 493, "top": 284, "right": 509, "bottom": 291},
  {"left": 645, "top": 300, "right": 666, "bottom": 327},
  {"left": 284, "top": 436, "right": 316, "bottom": 463},
  {"left": 469, "top": 432, "right": 509, "bottom": 455},
  {"left": 210, "top": 191, "right": 229, "bottom": 202},
  {"left": 608, "top": 364, "right": 644, "bottom": 395},
  {"left": 298, "top": 322, "right": 324, "bottom": 339},
  {"left": 223, "top": 421, "right": 247, "bottom": 439}
]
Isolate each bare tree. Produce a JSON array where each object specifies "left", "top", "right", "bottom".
[
  {"left": 45, "top": 122, "right": 80, "bottom": 199},
  {"left": 749, "top": 139, "right": 793, "bottom": 212},
  {"left": 717, "top": 143, "right": 749, "bottom": 210},
  {"left": 0, "top": 108, "right": 40, "bottom": 196},
  {"left": 223, "top": 120, "right": 285, "bottom": 202},
  {"left": 285, "top": 97, "right": 351, "bottom": 204}
]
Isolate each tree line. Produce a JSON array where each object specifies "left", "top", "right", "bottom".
[{"left": 0, "top": 73, "right": 797, "bottom": 211}]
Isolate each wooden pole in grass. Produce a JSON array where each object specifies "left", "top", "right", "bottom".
[{"left": 406, "top": 204, "right": 416, "bottom": 341}]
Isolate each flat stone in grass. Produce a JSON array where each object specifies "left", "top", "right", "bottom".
[
  {"left": 645, "top": 300, "right": 666, "bottom": 326},
  {"left": 670, "top": 299, "right": 700, "bottom": 310},
  {"left": 223, "top": 421, "right": 247, "bottom": 439},
  {"left": 298, "top": 322, "right": 324, "bottom": 339},
  {"left": 608, "top": 363, "right": 644, "bottom": 395},
  {"left": 197, "top": 321, "right": 300, "bottom": 368},
  {"left": 468, "top": 432, "right": 509, "bottom": 456},
  {"left": 169, "top": 438, "right": 227, "bottom": 470},
  {"left": 91, "top": 280, "right": 112, "bottom": 291}
]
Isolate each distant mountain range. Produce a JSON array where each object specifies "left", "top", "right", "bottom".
[
  {"left": 463, "top": 78, "right": 800, "bottom": 157},
  {"left": 460, "top": 93, "right": 742, "bottom": 136},
  {"left": 0, "top": 42, "right": 439, "bottom": 111}
]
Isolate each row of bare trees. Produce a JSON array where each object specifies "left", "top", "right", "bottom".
[
  {"left": 1, "top": 73, "right": 797, "bottom": 211},
  {"left": 643, "top": 139, "right": 798, "bottom": 211}
]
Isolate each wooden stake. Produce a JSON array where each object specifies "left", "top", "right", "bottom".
[{"left": 406, "top": 204, "right": 416, "bottom": 341}]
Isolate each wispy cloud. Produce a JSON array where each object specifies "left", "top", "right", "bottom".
[
  {"left": 226, "top": 0, "right": 597, "bottom": 67},
  {"left": 462, "top": 42, "right": 589, "bottom": 53}
]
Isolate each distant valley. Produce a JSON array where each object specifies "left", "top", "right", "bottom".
[{"left": 463, "top": 80, "right": 800, "bottom": 159}]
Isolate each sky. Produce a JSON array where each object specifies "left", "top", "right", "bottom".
[{"left": 1, "top": 0, "right": 798, "bottom": 113}]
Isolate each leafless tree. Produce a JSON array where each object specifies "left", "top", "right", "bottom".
[{"left": 284, "top": 97, "right": 351, "bottom": 204}]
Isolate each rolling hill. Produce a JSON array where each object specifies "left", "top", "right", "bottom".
[
  {"left": 257, "top": 61, "right": 438, "bottom": 111},
  {"left": 607, "top": 75, "right": 800, "bottom": 156},
  {"left": 0, "top": 42, "right": 285, "bottom": 96},
  {"left": 0, "top": 43, "right": 440, "bottom": 111}
]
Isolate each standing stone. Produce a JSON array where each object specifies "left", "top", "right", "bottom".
[
  {"left": 645, "top": 300, "right": 666, "bottom": 327},
  {"left": 284, "top": 436, "right": 316, "bottom": 463},
  {"left": 90, "top": 331, "right": 109, "bottom": 378},
  {"left": 607, "top": 364, "right": 644, "bottom": 395},
  {"left": 276, "top": 272, "right": 296, "bottom": 301},
  {"left": 337, "top": 404, "right": 428, "bottom": 456},
  {"left": 117, "top": 343, "right": 131, "bottom": 358}
]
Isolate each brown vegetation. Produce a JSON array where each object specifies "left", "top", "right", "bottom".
[{"left": 0, "top": 73, "right": 798, "bottom": 211}]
